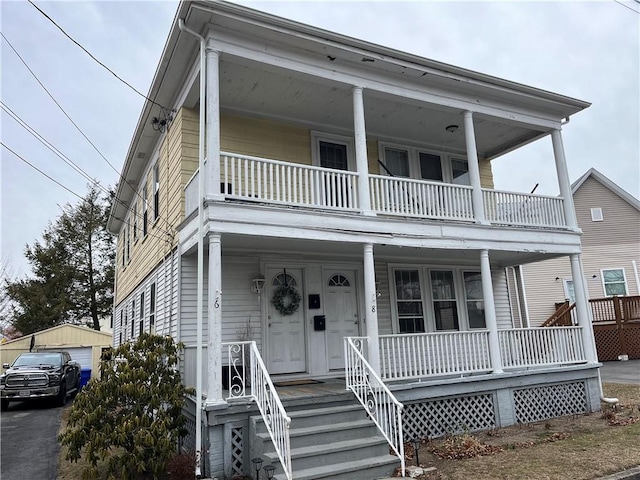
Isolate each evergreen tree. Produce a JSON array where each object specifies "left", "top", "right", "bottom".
[{"left": 6, "top": 185, "right": 114, "bottom": 333}]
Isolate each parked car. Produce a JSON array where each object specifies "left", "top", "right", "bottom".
[{"left": 0, "top": 351, "right": 81, "bottom": 410}]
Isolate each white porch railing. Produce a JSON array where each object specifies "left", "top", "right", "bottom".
[
  {"left": 379, "top": 331, "right": 492, "bottom": 380},
  {"left": 184, "top": 168, "right": 199, "bottom": 216},
  {"left": 222, "top": 152, "right": 360, "bottom": 211},
  {"left": 345, "top": 337, "right": 405, "bottom": 477},
  {"left": 482, "top": 189, "right": 566, "bottom": 228},
  {"left": 499, "top": 327, "right": 586, "bottom": 368},
  {"left": 370, "top": 175, "right": 475, "bottom": 221},
  {"left": 222, "top": 341, "right": 293, "bottom": 480}
]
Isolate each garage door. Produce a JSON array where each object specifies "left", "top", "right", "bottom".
[{"left": 41, "top": 347, "right": 92, "bottom": 370}]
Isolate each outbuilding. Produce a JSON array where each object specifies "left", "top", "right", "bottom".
[{"left": 1, "top": 324, "right": 112, "bottom": 379}]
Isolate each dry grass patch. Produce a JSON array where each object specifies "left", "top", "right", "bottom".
[{"left": 402, "top": 383, "right": 640, "bottom": 480}]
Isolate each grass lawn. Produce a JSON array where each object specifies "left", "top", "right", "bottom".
[{"left": 405, "top": 383, "right": 640, "bottom": 480}]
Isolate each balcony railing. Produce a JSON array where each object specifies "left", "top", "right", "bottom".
[
  {"left": 369, "top": 175, "right": 474, "bottom": 221},
  {"left": 184, "top": 153, "right": 570, "bottom": 229},
  {"left": 483, "top": 189, "right": 566, "bottom": 228}
]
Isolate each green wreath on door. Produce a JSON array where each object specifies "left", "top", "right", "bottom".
[{"left": 271, "top": 284, "right": 301, "bottom": 316}]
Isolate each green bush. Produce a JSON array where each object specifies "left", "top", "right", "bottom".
[{"left": 59, "top": 334, "right": 195, "bottom": 480}]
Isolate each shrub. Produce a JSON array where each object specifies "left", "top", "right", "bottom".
[{"left": 59, "top": 334, "right": 195, "bottom": 480}]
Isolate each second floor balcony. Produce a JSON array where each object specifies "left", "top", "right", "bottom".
[{"left": 184, "top": 152, "right": 568, "bottom": 230}]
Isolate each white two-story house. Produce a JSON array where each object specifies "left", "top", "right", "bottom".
[{"left": 108, "top": 2, "right": 604, "bottom": 479}]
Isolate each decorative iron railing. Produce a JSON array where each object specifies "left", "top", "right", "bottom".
[
  {"left": 378, "top": 331, "right": 492, "bottom": 380},
  {"left": 345, "top": 337, "right": 405, "bottom": 477},
  {"left": 499, "top": 327, "right": 586, "bottom": 368},
  {"left": 482, "top": 188, "right": 566, "bottom": 228},
  {"left": 369, "top": 174, "right": 475, "bottom": 221},
  {"left": 222, "top": 341, "right": 292, "bottom": 480}
]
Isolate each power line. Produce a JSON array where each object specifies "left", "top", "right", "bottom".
[
  {"left": 1, "top": 31, "right": 174, "bottom": 237},
  {"left": 1, "top": 102, "right": 173, "bottom": 244},
  {"left": 27, "top": 0, "right": 170, "bottom": 111},
  {"left": 1, "top": 142, "right": 84, "bottom": 201},
  {"left": 613, "top": 0, "right": 640, "bottom": 14}
]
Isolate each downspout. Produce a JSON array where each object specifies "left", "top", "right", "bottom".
[{"left": 178, "top": 18, "right": 206, "bottom": 479}]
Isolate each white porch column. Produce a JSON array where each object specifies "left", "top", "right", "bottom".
[
  {"left": 206, "top": 45, "right": 222, "bottom": 200},
  {"left": 480, "top": 249, "right": 503, "bottom": 373},
  {"left": 551, "top": 129, "right": 578, "bottom": 230},
  {"left": 363, "top": 243, "right": 380, "bottom": 374},
  {"left": 206, "top": 233, "right": 225, "bottom": 404},
  {"left": 463, "top": 111, "right": 487, "bottom": 224},
  {"left": 353, "top": 86, "right": 374, "bottom": 216},
  {"left": 570, "top": 254, "right": 598, "bottom": 363}
]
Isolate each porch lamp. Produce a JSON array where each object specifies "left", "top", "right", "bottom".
[
  {"left": 411, "top": 438, "right": 421, "bottom": 466},
  {"left": 251, "top": 274, "right": 266, "bottom": 295},
  {"left": 263, "top": 464, "right": 276, "bottom": 479},
  {"left": 251, "top": 457, "right": 263, "bottom": 479}
]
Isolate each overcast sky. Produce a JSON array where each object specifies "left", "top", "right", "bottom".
[{"left": 1, "top": 0, "right": 638, "bottom": 279}]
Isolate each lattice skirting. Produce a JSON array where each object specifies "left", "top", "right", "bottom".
[
  {"left": 513, "top": 381, "right": 587, "bottom": 424},
  {"left": 594, "top": 325, "right": 622, "bottom": 361},
  {"left": 230, "top": 426, "right": 244, "bottom": 478},
  {"left": 180, "top": 413, "right": 197, "bottom": 454},
  {"left": 624, "top": 323, "right": 640, "bottom": 359},
  {"left": 403, "top": 393, "right": 495, "bottom": 439}
]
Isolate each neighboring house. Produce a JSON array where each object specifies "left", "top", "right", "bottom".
[
  {"left": 107, "top": 2, "right": 604, "bottom": 478},
  {"left": 0, "top": 324, "right": 112, "bottom": 379},
  {"left": 522, "top": 169, "right": 640, "bottom": 361}
]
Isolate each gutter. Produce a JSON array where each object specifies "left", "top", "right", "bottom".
[{"left": 178, "top": 17, "right": 206, "bottom": 480}]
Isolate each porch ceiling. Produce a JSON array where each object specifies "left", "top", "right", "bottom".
[
  {"left": 207, "top": 233, "right": 565, "bottom": 268},
  {"left": 214, "top": 56, "right": 544, "bottom": 161}
]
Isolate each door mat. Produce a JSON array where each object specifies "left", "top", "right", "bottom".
[{"left": 273, "top": 379, "right": 324, "bottom": 387}]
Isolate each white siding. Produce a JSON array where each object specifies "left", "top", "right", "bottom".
[{"left": 375, "top": 262, "right": 393, "bottom": 334}]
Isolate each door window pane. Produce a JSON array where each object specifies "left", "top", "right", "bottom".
[
  {"left": 602, "top": 269, "right": 627, "bottom": 296},
  {"left": 319, "top": 141, "right": 348, "bottom": 170},
  {"left": 463, "top": 271, "right": 486, "bottom": 329},
  {"left": 395, "top": 270, "right": 425, "bottom": 333},
  {"left": 451, "top": 158, "right": 470, "bottom": 185},
  {"left": 430, "top": 270, "right": 459, "bottom": 330},
  {"left": 419, "top": 152, "right": 443, "bottom": 181},
  {"left": 384, "top": 147, "right": 410, "bottom": 177}
]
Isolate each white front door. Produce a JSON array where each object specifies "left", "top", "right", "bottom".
[
  {"left": 324, "top": 270, "right": 359, "bottom": 371},
  {"left": 266, "top": 268, "right": 306, "bottom": 374}
]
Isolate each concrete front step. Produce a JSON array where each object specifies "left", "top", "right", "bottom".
[{"left": 271, "top": 455, "right": 401, "bottom": 480}]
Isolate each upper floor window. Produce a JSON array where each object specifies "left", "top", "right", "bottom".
[
  {"left": 591, "top": 207, "right": 603, "bottom": 221},
  {"left": 142, "top": 183, "right": 148, "bottom": 237},
  {"left": 451, "top": 158, "right": 470, "bottom": 186},
  {"left": 379, "top": 142, "right": 465, "bottom": 185},
  {"left": 311, "top": 132, "right": 355, "bottom": 171},
  {"left": 133, "top": 200, "right": 138, "bottom": 242},
  {"left": 153, "top": 163, "right": 160, "bottom": 221},
  {"left": 601, "top": 269, "right": 628, "bottom": 296}
]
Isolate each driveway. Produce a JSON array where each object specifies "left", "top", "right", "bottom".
[
  {"left": 600, "top": 359, "right": 640, "bottom": 384},
  {"left": 1, "top": 399, "right": 65, "bottom": 480}
]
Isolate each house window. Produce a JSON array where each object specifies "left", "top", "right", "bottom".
[
  {"left": 125, "top": 221, "right": 130, "bottom": 264},
  {"left": 602, "top": 269, "right": 628, "bottom": 296},
  {"left": 451, "top": 158, "right": 470, "bottom": 186},
  {"left": 328, "top": 274, "right": 351, "bottom": 287},
  {"left": 383, "top": 147, "right": 410, "bottom": 177},
  {"left": 394, "top": 270, "right": 425, "bottom": 333},
  {"left": 133, "top": 200, "right": 138, "bottom": 241},
  {"left": 591, "top": 208, "right": 603, "bottom": 221},
  {"left": 131, "top": 300, "right": 136, "bottom": 338},
  {"left": 121, "top": 235, "right": 125, "bottom": 268},
  {"left": 150, "top": 282, "right": 156, "bottom": 331},
  {"left": 563, "top": 280, "right": 576, "bottom": 303},
  {"left": 142, "top": 183, "right": 148, "bottom": 236},
  {"left": 311, "top": 132, "right": 355, "bottom": 171},
  {"left": 463, "top": 271, "right": 485, "bottom": 329},
  {"left": 319, "top": 142, "right": 349, "bottom": 171},
  {"left": 419, "top": 152, "right": 444, "bottom": 182},
  {"left": 139, "top": 292, "right": 144, "bottom": 336},
  {"left": 430, "top": 270, "right": 459, "bottom": 330},
  {"left": 153, "top": 163, "right": 160, "bottom": 221}
]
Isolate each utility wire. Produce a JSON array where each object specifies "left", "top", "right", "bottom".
[
  {"left": 1, "top": 142, "right": 84, "bottom": 201},
  {"left": 1, "top": 102, "right": 173, "bottom": 243},
  {"left": 613, "top": 0, "right": 640, "bottom": 13},
  {"left": 1, "top": 31, "right": 174, "bottom": 238},
  {"left": 27, "top": 0, "right": 170, "bottom": 111}
]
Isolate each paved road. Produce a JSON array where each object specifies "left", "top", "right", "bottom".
[
  {"left": 600, "top": 359, "right": 640, "bottom": 384},
  {"left": 1, "top": 399, "right": 64, "bottom": 480}
]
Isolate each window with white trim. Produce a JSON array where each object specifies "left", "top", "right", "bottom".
[
  {"left": 601, "top": 269, "right": 627, "bottom": 296},
  {"left": 311, "top": 132, "right": 355, "bottom": 171},
  {"left": 142, "top": 182, "right": 148, "bottom": 236},
  {"left": 153, "top": 163, "right": 160, "bottom": 221},
  {"left": 591, "top": 207, "right": 603, "bottom": 221},
  {"left": 149, "top": 282, "right": 156, "bottom": 332},
  {"left": 430, "top": 270, "right": 459, "bottom": 330},
  {"left": 133, "top": 200, "right": 138, "bottom": 242},
  {"left": 463, "top": 271, "right": 485, "bottom": 329},
  {"left": 139, "top": 292, "right": 144, "bottom": 337},
  {"left": 131, "top": 300, "right": 136, "bottom": 338},
  {"left": 394, "top": 270, "right": 425, "bottom": 333},
  {"left": 379, "top": 141, "right": 462, "bottom": 184}
]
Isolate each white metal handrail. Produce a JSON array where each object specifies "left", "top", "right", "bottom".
[
  {"left": 482, "top": 188, "right": 566, "bottom": 228},
  {"left": 379, "top": 331, "right": 491, "bottom": 380},
  {"left": 222, "top": 152, "right": 360, "bottom": 210},
  {"left": 370, "top": 174, "right": 475, "bottom": 221},
  {"left": 499, "top": 327, "right": 586, "bottom": 368},
  {"left": 223, "top": 341, "right": 292, "bottom": 480},
  {"left": 345, "top": 337, "right": 405, "bottom": 477}
]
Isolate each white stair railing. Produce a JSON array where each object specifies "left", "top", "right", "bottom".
[
  {"left": 223, "top": 341, "right": 292, "bottom": 480},
  {"left": 345, "top": 337, "right": 405, "bottom": 477}
]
